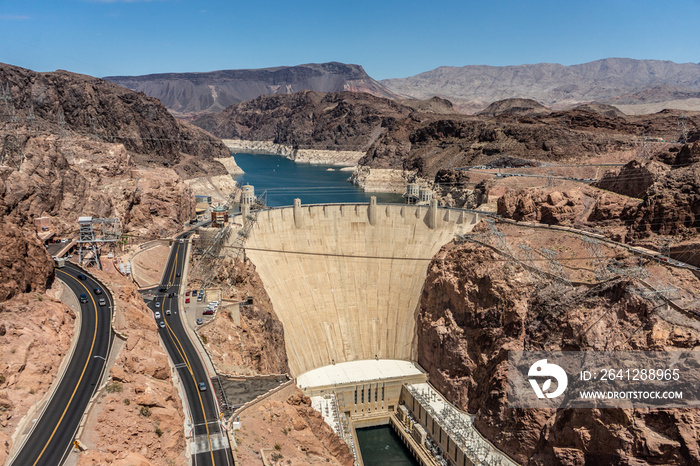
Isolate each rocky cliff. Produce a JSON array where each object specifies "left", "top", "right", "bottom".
[
  {"left": 194, "top": 90, "right": 413, "bottom": 153},
  {"left": 417, "top": 228, "right": 700, "bottom": 465},
  {"left": 106, "top": 62, "right": 398, "bottom": 118},
  {"left": 0, "top": 62, "right": 233, "bottom": 300}
]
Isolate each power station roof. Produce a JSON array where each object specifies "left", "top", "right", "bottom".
[{"left": 296, "top": 359, "right": 425, "bottom": 389}]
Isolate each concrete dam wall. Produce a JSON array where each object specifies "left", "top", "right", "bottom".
[{"left": 239, "top": 200, "right": 482, "bottom": 377}]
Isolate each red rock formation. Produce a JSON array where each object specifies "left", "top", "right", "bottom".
[
  {"left": 417, "top": 240, "right": 700, "bottom": 465},
  {"left": 0, "top": 223, "right": 54, "bottom": 301}
]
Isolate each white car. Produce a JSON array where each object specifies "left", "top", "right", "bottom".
[
  {"left": 154, "top": 311, "right": 161, "bottom": 319},
  {"left": 155, "top": 302, "right": 161, "bottom": 308},
  {"left": 166, "top": 309, "right": 172, "bottom": 316}
]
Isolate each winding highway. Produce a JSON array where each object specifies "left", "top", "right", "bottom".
[
  {"left": 144, "top": 232, "right": 233, "bottom": 465},
  {"left": 9, "top": 263, "right": 114, "bottom": 466}
]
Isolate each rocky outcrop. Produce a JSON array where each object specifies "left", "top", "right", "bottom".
[
  {"left": 0, "top": 223, "right": 54, "bottom": 301},
  {"left": 0, "top": 62, "right": 234, "bottom": 301},
  {"left": 106, "top": 62, "right": 399, "bottom": 117},
  {"left": 626, "top": 161, "right": 700, "bottom": 239},
  {"left": 199, "top": 257, "right": 288, "bottom": 376},
  {"left": 594, "top": 160, "right": 669, "bottom": 198},
  {"left": 232, "top": 383, "right": 353, "bottom": 465},
  {"left": 0, "top": 63, "right": 231, "bottom": 179},
  {"left": 497, "top": 188, "right": 588, "bottom": 225},
  {"left": 417, "top": 239, "right": 700, "bottom": 465},
  {"left": 194, "top": 90, "right": 413, "bottom": 156},
  {"left": 477, "top": 98, "right": 551, "bottom": 117},
  {"left": 0, "top": 287, "right": 76, "bottom": 464}
]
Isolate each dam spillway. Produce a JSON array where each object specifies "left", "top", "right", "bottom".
[{"left": 238, "top": 199, "right": 482, "bottom": 377}]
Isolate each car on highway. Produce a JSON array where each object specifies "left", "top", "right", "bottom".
[
  {"left": 155, "top": 302, "right": 161, "bottom": 308},
  {"left": 196, "top": 318, "right": 203, "bottom": 325},
  {"left": 98, "top": 298, "right": 106, "bottom": 307},
  {"left": 77, "top": 274, "right": 87, "bottom": 280},
  {"left": 93, "top": 287, "right": 103, "bottom": 295},
  {"left": 155, "top": 311, "right": 161, "bottom": 319},
  {"left": 176, "top": 272, "right": 181, "bottom": 277},
  {"left": 185, "top": 298, "right": 190, "bottom": 303},
  {"left": 159, "top": 286, "right": 167, "bottom": 292},
  {"left": 198, "top": 382, "right": 207, "bottom": 391},
  {"left": 166, "top": 309, "right": 172, "bottom": 316},
  {"left": 79, "top": 293, "right": 88, "bottom": 303},
  {"left": 159, "top": 321, "right": 165, "bottom": 329}
]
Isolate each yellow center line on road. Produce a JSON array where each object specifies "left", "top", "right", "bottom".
[
  {"left": 162, "top": 244, "right": 217, "bottom": 464},
  {"left": 34, "top": 269, "right": 100, "bottom": 465}
]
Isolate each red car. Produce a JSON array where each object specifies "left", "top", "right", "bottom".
[
  {"left": 185, "top": 298, "right": 190, "bottom": 303},
  {"left": 203, "top": 309, "right": 214, "bottom": 315},
  {"left": 185, "top": 291, "right": 190, "bottom": 296}
]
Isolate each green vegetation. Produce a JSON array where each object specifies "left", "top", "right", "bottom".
[
  {"left": 105, "top": 382, "right": 123, "bottom": 393},
  {"left": 123, "top": 398, "right": 130, "bottom": 405},
  {"left": 140, "top": 406, "right": 151, "bottom": 417}
]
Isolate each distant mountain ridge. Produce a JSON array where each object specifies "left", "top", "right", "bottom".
[
  {"left": 381, "top": 58, "right": 700, "bottom": 114},
  {"left": 105, "top": 62, "right": 398, "bottom": 117}
]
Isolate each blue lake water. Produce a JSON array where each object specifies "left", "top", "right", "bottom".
[{"left": 231, "top": 152, "right": 403, "bottom": 207}]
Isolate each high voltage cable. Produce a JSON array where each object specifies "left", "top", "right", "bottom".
[{"left": 229, "top": 245, "right": 667, "bottom": 263}]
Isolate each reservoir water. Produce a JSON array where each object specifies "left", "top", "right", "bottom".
[
  {"left": 356, "top": 426, "right": 419, "bottom": 466},
  {"left": 232, "top": 152, "right": 417, "bottom": 464},
  {"left": 231, "top": 152, "right": 403, "bottom": 207}
]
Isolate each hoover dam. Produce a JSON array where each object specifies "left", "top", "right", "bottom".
[{"left": 239, "top": 198, "right": 482, "bottom": 377}]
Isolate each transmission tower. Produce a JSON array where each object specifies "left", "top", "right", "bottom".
[
  {"left": 484, "top": 219, "right": 517, "bottom": 271},
  {"left": 580, "top": 237, "right": 610, "bottom": 281},
  {"left": 517, "top": 243, "right": 545, "bottom": 283},
  {"left": 26, "top": 104, "right": 37, "bottom": 134},
  {"left": 678, "top": 113, "right": 689, "bottom": 144},
  {"left": 540, "top": 247, "right": 571, "bottom": 291},
  {"left": 77, "top": 216, "right": 122, "bottom": 270}
]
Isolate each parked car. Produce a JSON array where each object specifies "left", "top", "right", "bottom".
[
  {"left": 196, "top": 318, "right": 203, "bottom": 325},
  {"left": 79, "top": 293, "right": 88, "bottom": 303},
  {"left": 197, "top": 296, "right": 203, "bottom": 302},
  {"left": 185, "top": 298, "right": 190, "bottom": 303},
  {"left": 203, "top": 309, "right": 214, "bottom": 315},
  {"left": 77, "top": 274, "right": 87, "bottom": 280},
  {"left": 155, "top": 311, "right": 161, "bottom": 319},
  {"left": 185, "top": 291, "right": 190, "bottom": 296}
]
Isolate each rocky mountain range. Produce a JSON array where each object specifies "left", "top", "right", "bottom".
[
  {"left": 105, "top": 62, "right": 398, "bottom": 118},
  {"left": 381, "top": 58, "right": 700, "bottom": 114},
  {"left": 193, "top": 89, "right": 699, "bottom": 178}
]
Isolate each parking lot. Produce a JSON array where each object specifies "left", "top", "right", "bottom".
[{"left": 182, "top": 288, "right": 221, "bottom": 327}]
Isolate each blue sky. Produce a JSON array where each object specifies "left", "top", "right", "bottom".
[{"left": 1, "top": 0, "right": 699, "bottom": 80}]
